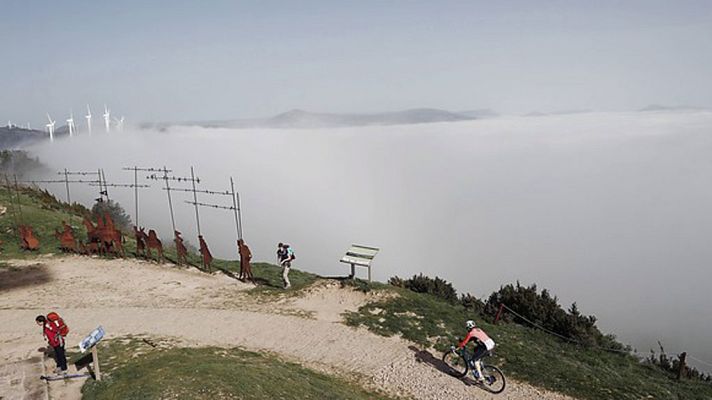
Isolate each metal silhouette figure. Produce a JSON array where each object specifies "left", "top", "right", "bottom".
[
  {"left": 174, "top": 230, "right": 189, "bottom": 265},
  {"left": 238, "top": 239, "right": 254, "bottom": 283},
  {"left": 133, "top": 226, "right": 147, "bottom": 257},
  {"left": 82, "top": 213, "right": 124, "bottom": 257},
  {"left": 19, "top": 225, "right": 40, "bottom": 250},
  {"left": 55, "top": 221, "right": 78, "bottom": 252},
  {"left": 198, "top": 235, "right": 213, "bottom": 272},
  {"left": 145, "top": 229, "right": 164, "bottom": 262}
]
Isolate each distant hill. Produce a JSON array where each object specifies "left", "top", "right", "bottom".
[
  {"left": 638, "top": 104, "right": 709, "bottom": 112},
  {"left": 148, "top": 108, "right": 476, "bottom": 130},
  {"left": 0, "top": 126, "right": 47, "bottom": 149},
  {"left": 457, "top": 109, "right": 499, "bottom": 118},
  {"left": 523, "top": 109, "right": 593, "bottom": 117}
]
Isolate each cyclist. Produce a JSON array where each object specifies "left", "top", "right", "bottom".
[{"left": 456, "top": 320, "right": 495, "bottom": 382}]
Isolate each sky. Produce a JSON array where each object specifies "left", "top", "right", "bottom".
[{"left": 2, "top": 1, "right": 712, "bottom": 125}]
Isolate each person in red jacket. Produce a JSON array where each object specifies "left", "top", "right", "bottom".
[
  {"left": 457, "top": 320, "right": 496, "bottom": 382},
  {"left": 36, "top": 315, "right": 67, "bottom": 374}
]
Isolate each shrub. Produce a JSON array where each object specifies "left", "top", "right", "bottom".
[
  {"left": 389, "top": 273, "right": 458, "bottom": 304},
  {"left": 91, "top": 199, "right": 132, "bottom": 232},
  {"left": 485, "top": 281, "right": 622, "bottom": 348}
]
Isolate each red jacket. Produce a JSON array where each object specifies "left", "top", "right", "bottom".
[{"left": 43, "top": 322, "right": 64, "bottom": 347}]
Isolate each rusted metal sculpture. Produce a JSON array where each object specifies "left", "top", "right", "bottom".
[
  {"left": 103, "top": 213, "right": 125, "bottom": 257},
  {"left": 198, "top": 235, "right": 213, "bottom": 272},
  {"left": 174, "top": 230, "right": 188, "bottom": 265},
  {"left": 83, "top": 217, "right": 101, "bottom": 254},
  {"left": 133, "top": 226, "right": 147, "bottom": 257},
  {"left": 55, "top": 221, "right": 78, "bottom": 252},
  {"left": 82, "top": 213, "right": 124, "bottom": 257},
  {"left": 19, "top": 225, "right": 40, "bottom": 251},
  {"left": 145, "top": 229, "right": 164, "bottom": 262},
  {"left": 238, "top": 239, "right": 254, "bottom": 283}
]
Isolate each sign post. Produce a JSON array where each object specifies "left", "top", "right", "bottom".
[{"left": 79, "top": 326, "right": 105, "bottom": 381}]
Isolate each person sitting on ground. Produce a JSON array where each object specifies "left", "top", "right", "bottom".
[
  {"left": 36, "top": 315, "right": 67, "bottom": 375},
  {"left": 456, "top": 319, "right": 495, "bottom": 382}
]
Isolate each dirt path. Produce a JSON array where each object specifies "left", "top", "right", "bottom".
[{"left": 0, "top": 256, "right": 575, "bottom": 400}]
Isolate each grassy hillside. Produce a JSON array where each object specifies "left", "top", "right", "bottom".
[
  {"left": 0, "top": 185, "right": 318, "bottom": 294},
  {"left": 0, "top": 185, "right": 89, "bottom": 258},
  {"left": 79, "top": 337, "right": 395, "bottom": 400},
  {"left": 344, "top": 285, "right": 712, "bottom": 400}
]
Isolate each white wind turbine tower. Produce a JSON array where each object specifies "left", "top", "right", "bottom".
[
  {"left": 103, "top": 104, "right": 111, "bottom": 133},
  {"left": 46, "top": 113, "right": 56, "bottom": 142},
  {"left": 113, "top": 116, "right": 125, "bottom": 132},
  {"left": 85, "top": 104, "right": 92, "bottom": 135},
  {"left": 66, "top": 111, "right": 76, "bottom": 137}
]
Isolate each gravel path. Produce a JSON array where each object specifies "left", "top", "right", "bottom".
[{"left": 0, "top": 256, "right": 576, "bottom": 400}]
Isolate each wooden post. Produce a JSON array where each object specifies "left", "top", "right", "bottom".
[
  {"left": 91, "top": 346, "right": 101, "bottom": 381},
  {"left": 367, "top": 265, "right": 371, "bottom": 282},
  {"left": 350, "top": 263, "right": 355, "bottom": 279},
  {"left": 677, "top": 352, "right": 687, "bottom": 380},
  {"left": 494, "top": 304, "right": 505, "bottom": 324}
]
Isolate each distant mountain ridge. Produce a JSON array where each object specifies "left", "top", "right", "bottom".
[
  {"left": 148, "top": 108, "right": 476, "bottom": 130},
  {"left": 0, "top": 126, "right": 48, "bottom": 149}
]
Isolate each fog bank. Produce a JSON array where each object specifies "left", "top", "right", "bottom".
[{"left": 27, "top": 110, "right": 712, "bottom": 370}]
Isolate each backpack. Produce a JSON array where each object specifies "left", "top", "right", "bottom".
[
  {"left": 47, "top": 312, "right": 69, "bottom": 337},
  {"left": 288, "top": 248, "right": 295, "bottom": 261}
]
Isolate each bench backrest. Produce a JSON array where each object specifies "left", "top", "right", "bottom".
[{"left": 340, "top": 244, "right": 380, "bottom": 267}]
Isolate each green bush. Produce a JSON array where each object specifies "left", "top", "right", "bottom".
[
  {"left": 485, "top": 282, "right": 626, "bottom": 350},
  {"left": 91, "top": 199, "right": 132, "bottom": 232},
  {"left": 389, "top": 273, "right": 459, "bottom": 304}
]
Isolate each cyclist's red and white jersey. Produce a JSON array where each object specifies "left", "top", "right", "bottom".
[{"left": 458, "top": 327, "right": 495, "bottom": 351}]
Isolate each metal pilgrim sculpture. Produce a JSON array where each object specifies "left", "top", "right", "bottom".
[
  {"left": 4, "top": 174, "right": 41, "bottom": 251},
  {"left": 198, "top": 234, "right": 213, "bottom": 272},
  {"left": 133, "top": 226, "right": 147, "bottom": 256},
  {"left": 145, "top": 229, "right": 164, "bottom": 262},
  {"left": 19, "top": 225, "right": 40, "bottom": 250},
  {"left": 55, "top": 221, "right": 79, "bottom": 252},
  {"left": 12, "top": 165, "right": 251, "bottom": 282},
  {"left": 174, "top": 230, "right": 189, "bottom": 265},
  {"left": 82, "top": 213, "right": 124, "bottom": 257},
  {"left": 238, "top": 239, "right": 254, "bottom": 283}
]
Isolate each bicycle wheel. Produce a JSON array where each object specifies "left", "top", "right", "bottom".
[
  {"left": 441, "top": 350, "right": 468, "bottom": 378},
  {"left": 480, "top": 365, "right": 506, "bottom": 394}
]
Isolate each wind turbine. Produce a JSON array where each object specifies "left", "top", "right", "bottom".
[
  {"left": 103, "top": 104, "right": 111, "bottom": 133},
  {"left": 85, "top": 104, "right": 92, "bottom": 135},
  {"left": 66, "top": 111, "right": 76, "bottom": 137},
  {"left": 113, "top": 116, "right": 125, "bottom": 132},
  {"left": 46, "top": 113, "right": 55, "bottom": 142}
]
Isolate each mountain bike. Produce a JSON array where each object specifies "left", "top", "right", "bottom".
[{"left": 442, "top": 346, "right": 506, "bottom": 394}]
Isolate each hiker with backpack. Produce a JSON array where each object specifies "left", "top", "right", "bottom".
[
  {"left": 277, "top": 242, "right": 295, "bottom": 289},
  {"left": 36, "top": 312, "right": 69, "bottom": 375}
]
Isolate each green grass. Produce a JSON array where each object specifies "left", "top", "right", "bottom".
[
  {"left": 0, "top": 186, "right": 319, "bottom": 295},
  {"left": 211, "top": 259, "right": 319, "bottom": 295},
  {"left": 344, "top": 287, "right": 712, "bottom": 400},
  {"left": 80, "top": 338, "right": 396, "bottom": 400},
  {"left": 0, "top": 186, "right": 89, "bottom": 258}
]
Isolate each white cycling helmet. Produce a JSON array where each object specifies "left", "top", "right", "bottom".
[{"left": 465, "top": 320, "right": 476, "bottom": 330}]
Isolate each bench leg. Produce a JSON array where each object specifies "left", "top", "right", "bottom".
[{"left": 350, "top": 263, "right": 355, "bottom": 279}]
